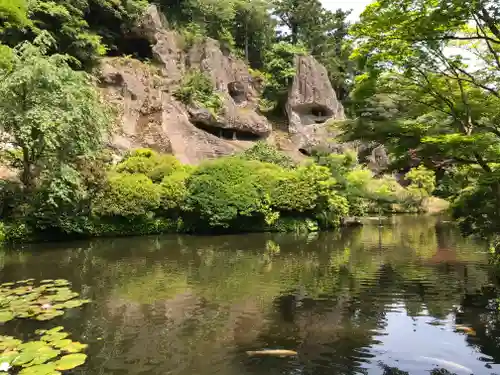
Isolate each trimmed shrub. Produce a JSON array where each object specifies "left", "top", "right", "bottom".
[
  {"left": 116, "top": 149, "right": 183, "bottom": 183},
  {"left": 93, "top": 172, "right": 162, "bottom": 218},
  {"left": 183, "top": 157, "right": 280, "bottom": 231}
]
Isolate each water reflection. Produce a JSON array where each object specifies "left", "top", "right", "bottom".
[{"left": 1, "top": 215, "right": 499, "bottom": 374}]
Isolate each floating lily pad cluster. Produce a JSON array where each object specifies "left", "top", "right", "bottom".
[
  {"left": 0, "top": 279, "right": 90, "bottom": 323},
  {"left": 0, "top": 327, "right": 87, "bottom": 374}
]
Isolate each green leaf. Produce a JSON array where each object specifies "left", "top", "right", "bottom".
[
  {"left": 0, "top": 311, "right": 14, "bottom": 323},
  {"left": 19, "top": 363, "right": 58, "bottom": 375},
  {"left": 50, "top": 339, "right": 72, "bottom": 349},
  {"left": 35, "top": 310, "right": 64, "bottom": 321},
  {"left": 26, "top": 347, "right": 60, "bottom": 366},
  {"left": 61, "top": 342, "right": 87, "bottom": 353},
  {"left": 0, "top": 335, "right": 22, "bottom": 350},
  {"left": 54, "top": 354, "right": 87, "bottom": 370},
  {"left": 41, "top": 332, "right": 68, "bottom": 342},
  {"left": 45, "top": 327, "right": 64, "bottom": 334},
  {"left": 61, "top": 300, "right": 89, "bottom": 309},
  {"left": 53, "top": 280, "right": 70, "bottom": 287}
]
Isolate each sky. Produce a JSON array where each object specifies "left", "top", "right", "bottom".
[{"left": 321, "top": 0, "right": 373, "bottom": 21}]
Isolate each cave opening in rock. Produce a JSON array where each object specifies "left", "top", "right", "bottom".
[
  {"left": 227, "top": 81, "right": 246, "bottom": 105},
  {"left": 192, "top": 121, "right": 263, "bottom": 141},
  {"left": 298, "top": 148, "right": 311, "bottom": 156},
  {"left": 109, "top": 34, "right": 154, "bottom": 61},
  {"left": 294, "top": 104, "right": 334, "bottom": 126}
]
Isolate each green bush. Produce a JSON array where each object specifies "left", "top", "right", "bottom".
[
  {"left": 116, "top": 149, "right": 183, "bottom": 182},
  {"left": 240, "top": 142, "right": 296, "bottom": 169},
  {"left": 183, "top": 157, "right": 279, "bottom": 231},
  {"left": 0, "top": 221, "right": 5, "bottom": 242},
  {"left": 271, "top": 163, "right": 349, "bottom": 228},
  {"left": 405, "top": 165, "right": 436, "bottom": 205},
  {"left": 93, "top": 172, "right": 162, "bottom": 218},
  {"left": 4, "top": 221, "right": 33, "bottom": 243},
  {"left": 159, "top": 170, "right": 191, "bottom": 213},
  {"left": 173, "top": 70, "right": 223, "bottom": 116}
]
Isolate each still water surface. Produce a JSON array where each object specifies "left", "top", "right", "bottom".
[{"left": 2, "top": 215, "right": 500, "bottom": 375}]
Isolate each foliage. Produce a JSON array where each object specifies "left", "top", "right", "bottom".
[
  {"left": 159, "top": 170, "right": 191, "bottom": 213},
  {"left": 0, "top": 279, "right": 90, "bottom": 323},
  {"left": 405, "top": 165, "right": 436, "bottom": 203},
  {"left": 239, "top": 141, "right": 296, "bottom": 169},
  {"left": 183, "top": 157, "right": 279, "bottom": 231},
  {"left": 0, "top": 0, "right": 148, "bottom": 67},
  {"left": 173, "top": 69, "right": 223, "bottom": 115},
  {"left": 0, "top": 221, "right": 4, "bottom": 242},
  {"left": 451, "top": 171, "right": 500, "bottom": 240},
  {"left": 273, "top": 0, "right": 354, "bottom": 100},
  {"left": 341, "top": 0, "right": 500, "bottom": 242},
  {"left": 0, "top": 36, "right": 111, "bottom": 192},
  {"left": 93, "top": 172, "right": 161, "bottom": 219},
  {"left": 261, "top": 41, "right": 307, "bottom": 112},
  {"left": 116, "top": 149, "right": 183, "bottom": 182}
]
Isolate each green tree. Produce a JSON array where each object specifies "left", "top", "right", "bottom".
[
  {"left": 273, "top": 0, "right": 323, "bottom": 44},
  {"left": 405, "top": 165, "right": 436, "bottom": 204},
  {"left": 0, "top": 34, "right": 112, "bottom": 192},
  {"left": 345, "top": 0, "right": 500, "bottom": 240}
]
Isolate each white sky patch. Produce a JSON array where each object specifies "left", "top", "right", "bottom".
[{"left": 320, "top": 0, "right": 374, "bottom": 21}]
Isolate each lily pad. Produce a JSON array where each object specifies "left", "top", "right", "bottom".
[
  {"left": 45, "top": 327, "right": 64, "bottom": 335},
  {"left": 19, "top": 363, "right": 58, "bottom": 375},
  {"left": 41, "top": 332, "right": 68, "bottom": 343},
  {"left": 0, "top": 336, "right": 22, "bottom": 351},
  {"left": 25, "top": 347, "right": 60, "bottom": 366},
  {"left": 51, "top": 340, "right": 72, "bottom": 349},
  {"left": 61, "top": 300, "right": 89, "bottom": 309},
  {"left": 36, "top": 310, "right": 64, "bottom": 321},
  {"left": 54, "top": 354, "right": 87, "bottom": 371},
  {"left": 0, "top": 279, "right": 90, "bottom": 322},
  {"left": 53, "top": 280, "right": 70, "bottom": 287},
  {"left": 60, "top": 342, "right": 87, "bottom": 353},
  {"left": 1, "top": 329, "right": 88, "bottom": 375},
  {"left": 0, "top": 311, "right": 14, "bottom": 323}
]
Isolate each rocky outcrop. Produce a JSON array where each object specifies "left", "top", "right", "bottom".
[
  {"left": 186, "top": 38, "right": 271, "bottom": 138},
  {"left": 99, "top": 5, "right": 350, "bottom": 164},
  {"left": 285, "top": 55, "right": 346, "bottom": 153},
  {"left": 98, "top": 5, "right": 274, "bottom": 163},
  {"left": 98, "top": 59, "right": 237, "bottom": 164}
]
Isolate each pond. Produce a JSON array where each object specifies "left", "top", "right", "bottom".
[{"left": 1, "top": 215, "right": 500, "bottom": 375}]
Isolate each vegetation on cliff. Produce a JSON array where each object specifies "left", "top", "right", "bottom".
[{"left": 0, "top": 0, "right": 499, "bottom": 246}]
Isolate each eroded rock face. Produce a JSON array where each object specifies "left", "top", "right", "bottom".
[
  {"left": 99, "top": 5, "right": 352, "bottom": 163},
  {"left": 286, "top": 55, "right": 345, "bottom": 152},
  {"left": 98, "top": 59, "right": 236, "bottom": 164},
  {"left": 187, "top": 38, "right": 271, "bottom": 138},
  {"left": 99, "top": 5, "right": 273, "bottom": 163}
]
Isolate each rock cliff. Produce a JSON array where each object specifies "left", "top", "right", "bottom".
[{"left": 98, "top": 5, "right": 347, "bottom": 164}]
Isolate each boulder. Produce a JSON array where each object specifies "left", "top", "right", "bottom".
[{"left": 286, "top": 55, "right": 345, "bottom": 152}]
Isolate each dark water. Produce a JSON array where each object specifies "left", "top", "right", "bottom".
[{"left": 2, "top": 215, "right": 500, "bottom": 375}]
